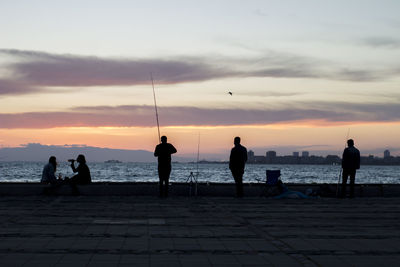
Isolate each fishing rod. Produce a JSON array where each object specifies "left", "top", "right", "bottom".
[
  {"left": 150, "top": 73, "right": 161, "bottom": 143},
  {"left": 195, "top": 133, "right": 200, "bottom": 195},
  {"left": 196, "top": 132, "right": 200, "bottom": 177},
  {"left": 336, "top": 128, "right": 350, "bottom": 197}
]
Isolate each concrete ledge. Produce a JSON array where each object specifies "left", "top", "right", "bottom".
[{"left": 0, "top": 182, "right": 399, "bottom": 197}]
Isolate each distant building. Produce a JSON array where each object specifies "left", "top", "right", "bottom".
[
  {"left": 293, "top": 152, "right": 299, "bottom": 157},
  {"left": 241, "top": 150, "right": 400, "bottom": 165},
  {"left": 384, "top": 150, "right": 390, "bottom": 159},
  {"left": 254, "top": 156, "right": 266, "bottom": 164},
  {"left": 266, "top": 151, "right": 277, "bottom": 164},
  {"left": 301, "top": 151, "right": 309, "bottom": 157},
  {"left": 247, "top": 150, "right": 255, "bottom": 163},
  {"left": 325, "top": 155, "right": 341, "bottom": 164},
  {"left": 266, "top": 151, "right": 277, "bottom": 158}
]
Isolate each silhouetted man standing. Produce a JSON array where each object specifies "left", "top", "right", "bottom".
[
  {"left": 341, "top": 139, "right": 360, "bottom": 198},
  {"left": 229, "top": 137, "right": 247, "bottom": 197},
  {"left": 154, "top": 136, "right": 177, "bottom": 197}
]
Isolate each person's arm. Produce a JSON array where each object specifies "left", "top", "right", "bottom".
[
  {"left": 71, "top": 161, "right": 78, "bottom": 173},
  {"left": 229, "top": 149, "right": 233, "bottom": 170},
  {"left": 356, "top": 150, "right": 361, "bottom": 169},
  {"left": 170, "top": 144, "right": 177, "bottom": 154},
  {"left": 70, "top": 164, "right": 84, "bottom": 181},
  {"left": 244, "top": 148, "right": 248, "bottom": 163},
  {"left": 341, "top": 149, "right": 346, "bottom": 168},
  {"left": 154, "top": 145, "right": 159, "bottom": 157}
]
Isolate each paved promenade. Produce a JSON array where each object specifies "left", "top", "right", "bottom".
[{"left": 0, "top": 196, "right": 399, "bottom": 266}]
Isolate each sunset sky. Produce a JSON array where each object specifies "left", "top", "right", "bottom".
[{"left": 1, "top": 0, "right": 400, "bottom": 159}]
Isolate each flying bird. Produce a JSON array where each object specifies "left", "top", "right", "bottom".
[{"left": 228, "top": 91, "right": 233, "bottom": 96}]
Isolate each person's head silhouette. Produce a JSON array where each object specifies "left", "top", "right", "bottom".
[
  {"left": 347, "top": 139, "right": 354, "bottom": 147},
  {"left": 77, "top": 154, "right": 86, "bottom": 164},
  {"left": 49, "top": 156, "right": 57, "bottom": 170},
  {"left": 161, "top": 136, "right": 167, "bottom": 144},
  {"left": 49, "top": 156, "right": 57, "bottom": 165},
  {"left": 234, "top": 136, "right": 241, "bottom": 146}
]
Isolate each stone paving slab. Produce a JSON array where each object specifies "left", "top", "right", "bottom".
[{"left": 0, "top": 196, "right": 399, "bottom": 266}]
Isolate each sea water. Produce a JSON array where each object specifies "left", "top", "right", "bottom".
[{"left": 0, "top": 162, "right": 399, "bottom": 184}]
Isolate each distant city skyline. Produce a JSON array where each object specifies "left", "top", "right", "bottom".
[
  {"left": 246, "top": 148, "right": 399, "bottom": 165},
  {"left": 248, "top": 148, "right": 395, "bottom": 158},
  {"left": 1, "top": 1, "right": 400, "bottom": 156},
  {"left": 0, "top": 143, "right": 396, "bottom": 163}
]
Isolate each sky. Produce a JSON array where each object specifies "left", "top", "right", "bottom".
[{"left": 1, "top": 0, "right": 400, "bottom": 159}]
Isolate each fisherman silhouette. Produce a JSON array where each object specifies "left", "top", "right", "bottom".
[
  {"left": 341, "top": 139, "right": 360, "bottom": 198},
  {"left": 154, "top": 136, "right": 177, "bottom": 197},
  {"left": 229, "top": 137, "right": 247, "bottom": 197}
]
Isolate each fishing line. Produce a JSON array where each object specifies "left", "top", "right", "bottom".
[{"left": 150, "top": 73, "right": 161, "bottom": 143}]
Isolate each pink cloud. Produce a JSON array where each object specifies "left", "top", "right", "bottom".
[{"left": 0, "top": 103, "right": 399, "bottom": 129}]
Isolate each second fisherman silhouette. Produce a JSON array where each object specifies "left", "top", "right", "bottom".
[{"left": 229, "top": 136, "right": 247, "bottom": 197}]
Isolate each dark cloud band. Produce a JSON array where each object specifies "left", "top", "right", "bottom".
[
  {"left": 0, "top": 103, "right": 399, "bottom": 129},
  {"left": 0, "top": 48, "right": 392, "bottom": 97},
  {"left": 0, "top": 79, "right": 42, "bottom": 95}
]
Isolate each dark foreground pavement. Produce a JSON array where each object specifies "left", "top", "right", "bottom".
[{"left": 0, "top": 196, "right": 399, "bottom": 267}]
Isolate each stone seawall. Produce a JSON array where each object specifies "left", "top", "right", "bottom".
[{"left": 0, "top": 182, "right": 399, "bottom": 197}]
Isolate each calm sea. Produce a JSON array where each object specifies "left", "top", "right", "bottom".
[{"left": 0, "top": 162, "right": 399, "bottom": 184}]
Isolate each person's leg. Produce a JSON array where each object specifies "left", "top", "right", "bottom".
[
  {"left": 67, "top": 177, "right": 80, "bottom": 196},
  {"left": 341, "top": 170, "right": 349, "bottom": 198},
  {"left": 50, "top": 179, "right": 64, "bottom": 194},
  {"left": 164, "top": 177, "right": 169, "bottom": 197},
  {"left": 158, "top": 176, "right": 164, "bottom": 198},
  {"left": 349, "top": 170, "right": 356, "bottom": 198},
  {"left": 277, "top": 180, "right": 285, "bottom": 194},
  {"left": 237, "top": 173, "right": 243, "bottom": 197},
  {"left": 42, "top": 179, "right": 62, "bottom": 195},
  {"left": 158, "top": 167, "right": 170, "bottom": 198},
  {"left": 232, "top": 171, "right": 238, "bottom": 196},
  {"left": 164, "top": 168, "right": 171, "bottom": 197},
  {"left": 158, "top": 166, "right": 164, "bottom": 197},
  {"left": 232, "top": 170, "right": 243, "bottom": 197}
]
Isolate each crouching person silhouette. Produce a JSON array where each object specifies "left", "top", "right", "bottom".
[{"left": 154, "top": 136, "right": 177, "bottom": 198}]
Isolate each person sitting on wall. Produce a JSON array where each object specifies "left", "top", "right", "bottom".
[
  {"left": 65, "top": 154, "right": 91, "bottom": 195},
  {"left": 41, "top": 156, "right": 64, "bottom": 195}
]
